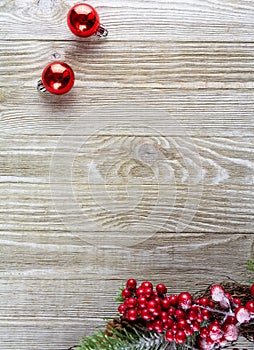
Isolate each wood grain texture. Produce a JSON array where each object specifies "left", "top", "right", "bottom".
[{"left": 0, "top": 0, "right": 254, "bottom": 349}]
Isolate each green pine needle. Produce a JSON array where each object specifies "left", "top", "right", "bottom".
[
  {"left": 247, "top": 259, "right": 254, "bottom": 273},
  {"left": 115, "top": 285, "right": 125, "bottom": 304}
]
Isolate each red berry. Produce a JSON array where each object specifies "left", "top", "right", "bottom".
[
  {"left": 191, "top": 320, "right": 200, "bottom": 331},
  {"left": 164, "top": 318, "right": 174, "bottom": 330},
  {"left": 185, "top": 326, "right": 194, "bottom": 336},
  {"left": 156, "top": 283, "right": 167, "bottom": 295},
  {"left": 144, "top": 287, "right": 153, "bottom": 298},
  {"left": 141, "top": 281, "right": 153, "bottom": 289},
  {"left": 246, "top": 300, "right": 254, "bottom": 313},
  {"left": 199, "top": 297, "right": 210, "bottom": 307},
  {"left": 196, "top": 313, "right": 204, "bottom": 323},
  {"left": 146, "top": 321, "right": 154, "bottom": 331},
  {"left": 177, "top": 319, "right": 188, "bottom": 330},
  {"left": 201, "top": 308, "right": 211, "bottom": 320},
  {"left": 126, "top": 278, "right": 137, "bottom": 290},
  {"left": 153, "top": 320, "right": 163, "bottom": 333},
  {"left": 178, "top": 292, "right": 193, "bottom": 310},
  {"left": 152, "top": 305, "right": 162, "bottom": 317},
  {"left": 175, "top": 309, "right": 186, "bottom": 320},
  {"left": 200, "top": 327, "right": 209, "bottom": 339},
  {"left": 160, "top": 311, "right": 169, "bottom": 323},
  {"left": 118, "top": 304, "right": 127, "bottom": 314},
  {"left": 147, "top": 300, "right": 157, "bottom": 312},
  {"left": 154, "top": 296, "right": 162, "bottom": 306},
  {"left": 136, "top": 287, "right": 145, "bottom": 297},
  {"left": 233, "top": 297, "right": 241, "bottom": 307},
  {"left": 162, "top": 298, "right": 171, "bottom": 310},
  {"left": 168, "top": 307, "right": 175, "bottom": 316},
  {"left": 126, "top": 308, "right": 138, "bottom": 321},
  {"left": 165, "top": 330, "right": 174, "bottom": 342},
  {"left": 187, "top": 309, "right": 198, "bottom": 321},
  {"left": 175, "top": 330, "right": 187, "bottom": 344},
  {"left": 171, "top": 323, "right": 179, "bottom": 334},
  {"left": 137, "top": 296, "right": 147, "bottom": 309},
  {"left": 126, "top": 297, "right": 137, "bottom": 308},
  {"left": 224, "top": 315, "right": 237, "bottom": 325},
  {"left": 209, "top": 301, "right": 215, "bottom": 308},
  {"left": 251, "top": 283, "right": 254, "bottom": 297},
  {"left": 169, "top": 295, "right": 178, "bottom": 306},
  {"left": 141, "top": 308, "right": 151, "bottom": 320},
  {"left": 122, "top": 288, "right": 132, "bottom": 299}
]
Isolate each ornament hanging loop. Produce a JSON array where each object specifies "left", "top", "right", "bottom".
[
  {"left": 37, "top": 79, "right": 47, "bottom": 93},
  {"left": 96, "top": 24, "right": 108, "bottom": 38}
]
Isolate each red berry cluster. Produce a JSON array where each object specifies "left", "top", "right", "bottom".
[{"left": 117, "top": 279, "right": 254, "bottom": 349}]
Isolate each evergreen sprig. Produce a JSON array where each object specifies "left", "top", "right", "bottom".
[
  {"left": 247, "top": 259, "right": 254, "bottom": 273},
  {"left": 74, "top": 324, "right": 200, "bottom": 350},
  {"left": 75, "top": 326, "right": 168, "bottom": 350},
  {"left": 115, "top": 285, "right": 125, "bottom": 303}
]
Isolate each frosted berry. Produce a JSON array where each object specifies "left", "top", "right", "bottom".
[
  {"left": 223, "top": 324, "right": 239, "bottom": 342},
  {"left": 235, "top": 306, "right": 251, "bottom": 323},
  {"left": 208, "top": 322, "right": 223, "bottom": 341},
  {"left": 178, "top": 292, "right": 193, "bottom": 310},
  {"left": 210, "top": 284, "right": 225, "bottom": 302}
]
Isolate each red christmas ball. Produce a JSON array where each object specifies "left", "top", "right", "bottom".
[
  {"left": 67, "top": 3, "right": 100, "bottom": 38},
  {"left": 41, "top": 62, "right": 74, "bottom": 95}
]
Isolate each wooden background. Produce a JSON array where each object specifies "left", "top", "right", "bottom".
[{"left": 1, "top": 0, "right": 254, "bottom": 349}]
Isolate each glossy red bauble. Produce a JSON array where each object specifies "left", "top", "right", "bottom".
[
  {"left": 67, "top": 3, "right": 100, "bottom": 37},
  {"left": 41, "top": 62, "right": 74, "bottom": 95}
]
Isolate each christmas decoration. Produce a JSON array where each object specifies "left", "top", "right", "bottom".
[
  {"left": 37, "top": 62, "right": 75, "bottom": 95},
  {"left": 68, "top": 262, "right": 254, "bottom": 349},
  {"left": 67, "top": 3, "right": 108, "bottom": 38}
]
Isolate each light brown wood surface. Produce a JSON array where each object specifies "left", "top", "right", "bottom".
[{"left": 0, "top": 0, "right": 254, "bottom": 349}]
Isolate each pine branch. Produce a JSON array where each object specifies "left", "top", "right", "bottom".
[{"left": 247, "top": 259, "right": 254, "bottom": 273}]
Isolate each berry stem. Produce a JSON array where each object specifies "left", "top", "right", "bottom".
[{"left": 194, "top": 304, "right": 234, "bottom": 317}]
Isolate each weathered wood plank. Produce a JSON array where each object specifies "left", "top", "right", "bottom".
[
  {"left": 1, "top": 0, "right": 254, "bottom": 41},
  {"left": 2, "top": 41, "right": 254, "bottom": 88},
  {"left": 1, "top": 88, "right": 254, "bottom": 136}
]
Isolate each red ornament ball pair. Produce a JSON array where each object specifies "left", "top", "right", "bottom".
[{"left": 38, "top": 3, "right": 107, "bottom": 95}]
